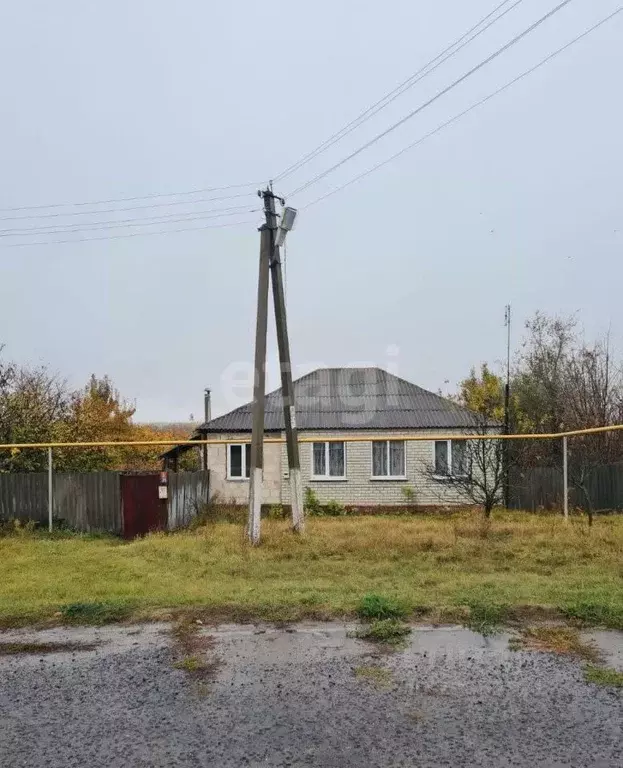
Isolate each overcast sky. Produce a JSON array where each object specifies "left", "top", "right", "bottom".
[{"left": 0, "top": 0, "right": 621, "bottom": 422}]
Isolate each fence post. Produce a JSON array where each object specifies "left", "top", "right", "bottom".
[
  {"left": 48, "top": 447, "right": 53, "bottom": 533},
  {"left": 562, "top": 436, "right": 568, "bottom": 521}
]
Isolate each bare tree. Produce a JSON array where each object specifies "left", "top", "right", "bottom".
[{"left": 422, "top": 418, "right": 506, "bottom": 519}]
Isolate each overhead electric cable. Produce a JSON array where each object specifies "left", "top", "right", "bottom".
[{"left": 287, "top": 0, "right": 574, "bottom": 199}]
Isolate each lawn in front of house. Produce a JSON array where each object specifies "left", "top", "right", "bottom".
[{"left": 0, "top": 512, "right": 621, "bottom": 628}]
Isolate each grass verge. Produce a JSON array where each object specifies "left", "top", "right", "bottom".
[
  {"left": 583, "top": 665, "right": 623, "bottom": 688},
  {"left": 0, "top": 513, "right": 621, "bottom": 629},
  {"left": 0, "top": 641, "right": 98, "bottom": 655}
]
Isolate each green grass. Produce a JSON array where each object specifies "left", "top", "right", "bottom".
[
  {"left": 355, "top": 618, "right": 412, "bottom": 645},
  {"left": 583, "top": 665, "right": 623, "bottom": 688},
  {"left": 173, "top": 655, "right": 206, "bottom": 673},
  {"left": 357, "top": 594, "right": 407, "bottom": 621},
  {"left": 0, "top": 512, "right": 622, "bottom": 628}
]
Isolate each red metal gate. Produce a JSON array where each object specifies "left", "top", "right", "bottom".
[{"left": 121, "top": 474, "right": 166, "bottom": 539}]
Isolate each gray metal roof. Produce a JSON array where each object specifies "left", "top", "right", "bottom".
[{"left": 199, "top": 368, "right": 481, "bottom": 433}]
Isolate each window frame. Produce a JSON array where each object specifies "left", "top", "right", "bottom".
[
  {"left": 310, "top": 441, "right": 347, "bottom": 481},
  {"left": 227, "top": 443, "right": 251, "bottom": 480},
  {"left": 433, "top": 439, "right": 468, "bottom": 480},
  {"left": 370, "top": 440, "right": 406, "bottom": 480}
]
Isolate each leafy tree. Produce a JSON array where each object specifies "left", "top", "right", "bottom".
[{"left": 456, "top": 363, "right": 506, "bottom": 422}]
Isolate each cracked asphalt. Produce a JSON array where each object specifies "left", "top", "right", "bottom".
[{"left": 0, "top": 622, "right": 621, "bottom": 767}]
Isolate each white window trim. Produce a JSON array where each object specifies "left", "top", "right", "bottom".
[
  {"left": 432, "top": 439, "right": 468, "bottom": 480},
  {"left": 370, "top": 440, "right": 407, "bottom": 480},
  {"left": 310, "top": 441, "right": 347, "bottom": 481},
  {"left": 227, "top": 443, "right": 250, "bottom": 481}
]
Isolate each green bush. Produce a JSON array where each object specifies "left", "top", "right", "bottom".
[
  {"left": 304, "top": 487, "right": 322, "bottom": 516},
  {"left": 323, "top": 500, "right": 346, "bottom": 517}
]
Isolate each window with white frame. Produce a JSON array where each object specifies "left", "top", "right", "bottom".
[
  {"left": 434, "top": 440, "right": 468, "bottom": 478},
  {"left": 312, "top": 441, "right": 346, "bottom": 478},
  {"left": 228, "top": 443, "right": 251, "bottom": 479},
  {"left": 371, "top": 440, "right": 406, "bottom": 478}
]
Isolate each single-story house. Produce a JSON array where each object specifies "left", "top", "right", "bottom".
[{"left": 164, "top": 367, "right": 486, "bottom": 508}]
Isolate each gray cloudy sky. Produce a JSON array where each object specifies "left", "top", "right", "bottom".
[{"left": 0, "top": 0, "right": 621, "bottom": 422}]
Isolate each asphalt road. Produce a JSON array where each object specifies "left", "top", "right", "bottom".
[{"left": 0, "top": 622, "right": 621, "bottom": 767}]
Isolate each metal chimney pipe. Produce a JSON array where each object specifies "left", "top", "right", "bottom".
[{"left": 204, "top": 388, "right": 212, "bottom": 424}]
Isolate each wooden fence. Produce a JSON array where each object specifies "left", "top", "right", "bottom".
[
  {"left": 510, "top": 462, "right": 623, "bottom": 512},
  {"left": 0, "top": 470, "right": 209, "bottom": 534},
  {"left": 168, "top": 471, "right": 210, "bottom": 530}
]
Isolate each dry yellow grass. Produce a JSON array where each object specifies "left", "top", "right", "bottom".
[{"left": 0, "top": 512, "right": 621, "bottom": 627}]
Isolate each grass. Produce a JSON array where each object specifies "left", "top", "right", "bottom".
[
  {"left": 509, "top": 626, "right": 601, "bottom": 662},
  {"left": 0, "top": 641, "right": 98, "bottom": 655},
  {"left": 173, "top": 655, "right": 207, "bottom": 673},
  {"left": 583, "top": 665, "right": 623, "bottom": 688},
  {"left": 357, "top": 594, "right": 407, "bottom": 621},
  {"left": 0, "top": 512, "right": 622, "bottom": 629},
  {"left": 353, "top": 665, "right": 394, "bottom": 689},
  {"left": 355, "top": 618, "right": 412, "bottom": 645}
]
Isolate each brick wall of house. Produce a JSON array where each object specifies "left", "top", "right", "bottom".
[
  {"left": 207, "top": 429, "right": 471, "bottom": 507},
  {"left": 206, "top": 433, "right": 282, "bottom": 505}
]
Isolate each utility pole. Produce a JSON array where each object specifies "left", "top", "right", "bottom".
[
  {"left": 247, "top": 225, "right": 271, "bottom": 545},
  {"left": 263, "top": 188, "right": 304, "bottom": 533},
  {"left": 504, "top": 304, "right": 512, "bottom": 508}
]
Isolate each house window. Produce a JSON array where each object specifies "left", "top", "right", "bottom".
[
  {"left": 434, "top": 440, "right": 467, "bottom": 477},
  {"left": 312, "top": 442, "right": 346, "bottom": 478},
  {"left": 228, "top": 443, "right": 251, "bottom": 479},
  {"left": 371, "top": 440, "right": 406, "bottom": 478}
]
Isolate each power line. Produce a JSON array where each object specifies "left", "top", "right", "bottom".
[
  {"left": 301, "top": 8, "right": 622, "bottom": 211},
  {"left": 0, "top": 181, "right": 263, "bottom": 214},
  {"left": 1, "top": 218, "right": 257, "bottom": 248},
  {"left": 287, "top": 0, "right": 574, "bottom": 199},
  {"left": 273, "top": 0, "right": 522, "bottom": 184},
  {"left": 0, "top": 191, "right": 258, "bottom": 222},
  {"left": 0, "top": 205, "right": 260, "bottom": 238}
]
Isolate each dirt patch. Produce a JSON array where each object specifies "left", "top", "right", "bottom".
[
  {"left": 170, "top": 618, "right": 220, "bottom": 680},
  {"left": 509, "top": 626, "right": 601, "bottom": 662}
]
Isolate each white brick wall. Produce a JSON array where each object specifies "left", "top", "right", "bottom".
[{"left": 207, "top": 429, "right": 472, "bottom": 507}]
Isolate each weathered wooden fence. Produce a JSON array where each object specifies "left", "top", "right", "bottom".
[
  {"left": 0, "top": 470, "right": 209, "bottom": 534},
  {"left": 168, "top": 471, "right": 210, "bottom": 530},
  {"left": 510, "top": 463, "right": 623, "bottom": 512}
]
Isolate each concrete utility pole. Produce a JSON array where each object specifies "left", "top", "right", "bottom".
[
  {"left": 264, "top": 189, "right": 304, "bottom": 533},
  {"left": 247, "top": 188, "right": 304, "bottom": 541},
  {"left": 248, "top": 225, "right": 271, "bottom": 544}
]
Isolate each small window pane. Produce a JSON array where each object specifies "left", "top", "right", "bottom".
[
  {"left": 230, "top": 445, "right": 242, "bottom": 477},
  {"left": 245, "top": 444, "right": 251, "bottom": 478},
  {"left": 313, "top": 442, "right": 326, "bottom": 476},
  {"left": 452, "top": 441, "right": 466, "bottom": 476},
  {"left": 372, "top": 441, "right": 387, "bottom": 476},
  {"left": 389, "top": 441, "right": 405, "bottom": 477},
  {"left": 435, "top": 441, "right": 448, "bottom": 475},
  {"left": 329, "top": 442, "right": 345, "bottom": 476}
]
